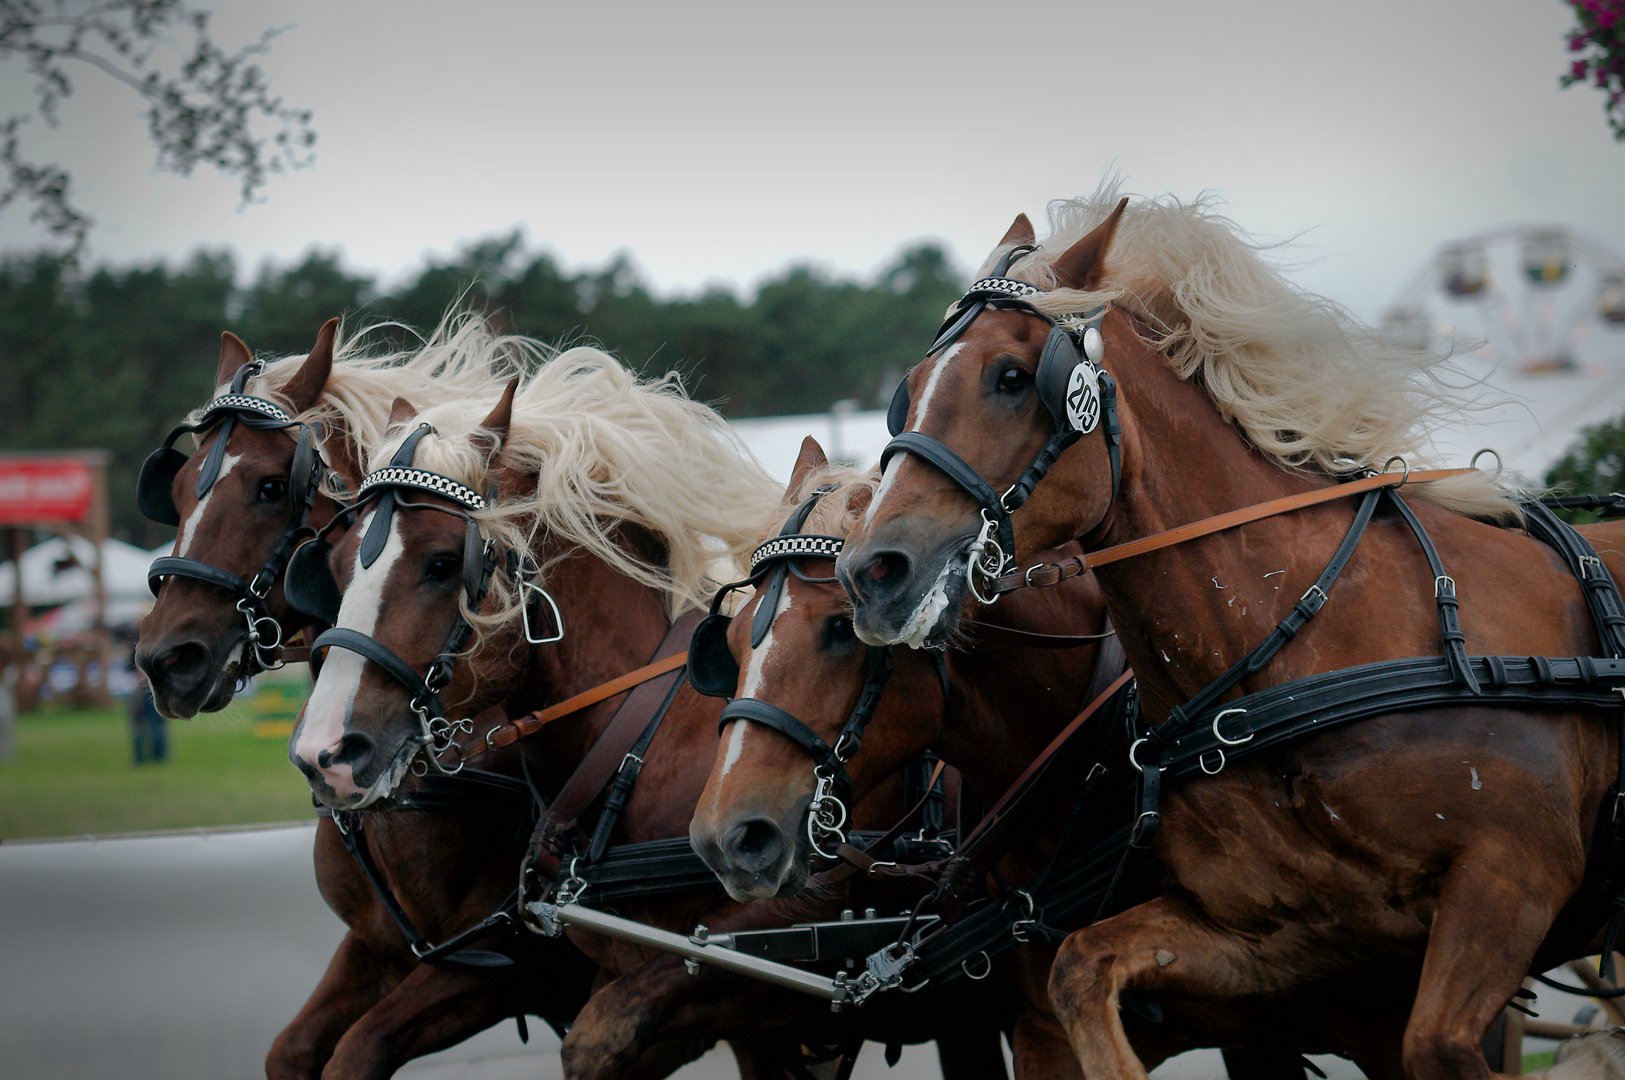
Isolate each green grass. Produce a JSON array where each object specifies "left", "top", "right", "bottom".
[
  {"left": 0, "top": 703, "right": 317, "bottom": 840},
  {"left": 1524, "top": 1050, "right": 1557, "bottom": 1073}
]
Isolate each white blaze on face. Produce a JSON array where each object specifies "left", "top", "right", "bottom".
[
  {"left": 715, "top": 585, "right": 795, "bottom": 782},
  {"left": 175, "top": 451, "right": 242, "bottom": 558},
  {"left": 866, "top": 344, "right": 962, "bottom": 527},
  {"left": 292, "top": 508, "right": 402, "bottom": 791}
]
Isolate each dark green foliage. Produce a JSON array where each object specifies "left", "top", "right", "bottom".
[
  {"left": 0, "top": 235, "right": 965, "bottom": 548},
  {"left": 1546, "top": 415, "right": 1625, "bottom": 523}
]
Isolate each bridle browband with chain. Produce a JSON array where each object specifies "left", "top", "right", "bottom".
[
  {"left": 287, "top": 424, "right": 563, "bottom": 775},
  {"left": 139, "top": 360, "right": 329, "bottom": 672},
  {"left": 882, "top": 244, "right": 1122, "bottom": 602}
]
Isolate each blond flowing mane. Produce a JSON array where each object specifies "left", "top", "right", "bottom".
[
  {"left": 365, "top": 338, "right": 784, "bottom": 633},
  {"left": 759, "top": 464, "right": 881, "bottom": 548},
  {"left": 191, "top": 312, "right": 526, "bottom": 487},
  {"left": 989, "top": 182, "right": 1517, "bottom": 519}
]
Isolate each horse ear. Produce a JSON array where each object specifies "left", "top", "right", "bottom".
[
  {"left": 279, "top": 318, "right": 337, "bottom": 413},
  {"left": 322, "top": 427, "right": 364, "bottom": 492},
  {"left": 998, "top": 213, "right": 1035, "bottom": 249},
  {"left": 1050, "top": 197, "right": 1128, "bottom": 291},
  {"left": 787, "top": 436, "right": 829, "bottom": 497},
  {"left": 846, "top": 484, "right": 874, "bottom": 516},
  {"left": 215, "top": 331, "right": 255, "bottom": 391},
  {"left": 389, "top": 396, "right": 418, "bottom": 428},
  {"left": 471, "top": 377, "right": 519, "bottom": 460}
]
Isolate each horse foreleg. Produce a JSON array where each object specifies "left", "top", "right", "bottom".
[
  {"left": 267, "top": 931, "right": 403, "bottom": 1080},
  {"left": 1049, "top": 894, "right": 1279, "bottom": 1080},
  {"left": 318, "top": 961, "right": 526, "bottom": 1080},
  {"left": 1010, "top": 1009, "right": 1079, "bottom": 1080},
  {"left": 1403, "top": 858, "right": 1575, "bottom": 1080},
  {"left": 561, "top": 957, "right": 769, "bottom": 1080}
]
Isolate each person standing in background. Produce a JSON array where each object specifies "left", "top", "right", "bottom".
[{"left": 129, "top": 666, "right": 167, "bottom": 764}]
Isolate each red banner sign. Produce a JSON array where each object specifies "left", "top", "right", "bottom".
[{"left": 0, "top": 459, "right": 94, "bottom": 524}]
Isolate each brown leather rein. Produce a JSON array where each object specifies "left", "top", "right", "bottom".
[
  {"left": 994, "top": 467, "right": 1475, "bottom": 595},
  {"left": 449, "top": 650, "right": 692, "bottom": 763}
]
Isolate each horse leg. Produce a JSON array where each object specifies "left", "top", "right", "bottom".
[
  {"left": 561, "top": 957, "right": 777, "bottom": 1080},
  {"left": 1402, "top": 859, "right": 1575, "bottom": 1080},
  {"left": 319, "top": 962, "right": 526, "bottom": 1080},
  {"left": 1048, "top": 894, "right": 1287, "bottom": 1080},
  {"left": 266, "top": 931, "right": 402, "bottom": 1080},
  {"left": 1012, "top": 1009, "right": 1079, "bottom": 1080}
]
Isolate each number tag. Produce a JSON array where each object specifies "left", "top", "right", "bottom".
[{"left": 1066, "top": 364, "right": 1102, "bottom": 434}]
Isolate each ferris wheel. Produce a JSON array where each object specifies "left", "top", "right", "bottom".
[{"left": 1382, "top": 224, "right": 1625, "bottom": 374}]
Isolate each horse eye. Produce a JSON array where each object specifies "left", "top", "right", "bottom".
[
  {"left": 425, "top": 556, "right": 459, "bottom": 583},
  {"left": 826, "top": 615, "right": 855, "bottom": 644},
  {"left": 257, "top": 478, "right": 289, "bottom": 502},
  {"left": 996, "top": 365, "right": 1032, "bottom": 393}
]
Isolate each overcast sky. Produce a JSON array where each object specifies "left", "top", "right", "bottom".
[{"left": 3, "top": 0, "right": 1622, "bottom": 325}]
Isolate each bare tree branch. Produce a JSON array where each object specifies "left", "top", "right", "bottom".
[{"left": 0, "top": 0, "right": 316, "bottom": 258}]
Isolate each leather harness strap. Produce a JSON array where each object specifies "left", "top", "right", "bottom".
[
  {"left": 457, "top": 649, "right": 690, "bottom": 761},
  {"left": 1083, "top": 467, "right": 1472, "bottom": 571},
  {"left": 523, "top": 611, "right": 702, "bottom": 883}
]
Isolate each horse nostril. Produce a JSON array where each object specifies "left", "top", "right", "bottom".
[
  {"left": 316, "top": 733, "right": 374, "bottom": 772},
  {"left": 141, "top": 641, "right": 209, "bottom": 694},
  {"left": 723, "top": 818, "right": 787, "bottom": 875},
  {"left": 861, "top": 550, "right": 910, "bottom": 591}
]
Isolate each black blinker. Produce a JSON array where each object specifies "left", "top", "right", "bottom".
[
  {"left": 462, "top": 519, "right": 492, "bottom": 608},
  {"left": 137, "top": 446, "right": 188, "bottom": 526},
  {"left": 1036, "top": 327, "right": 1084, "bottom": 430},
  {"left": 687, "top": 613, "right": 740, "bottom": 699},
  {"left": 886, "top": 377, "right": 910, "bottom": 438},
  {"left": 285, "top": 537, "right": 341, "bottom": 624}
]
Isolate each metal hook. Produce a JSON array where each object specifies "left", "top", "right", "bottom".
[{"left": 521, "top": 580, "right": 565, "bottom": 645}]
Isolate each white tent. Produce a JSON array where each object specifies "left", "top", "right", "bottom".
[{"left": 0, "top": 534, "right": 159, "bottom": 609}]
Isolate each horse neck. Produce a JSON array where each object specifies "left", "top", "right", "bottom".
[
  {"left": 513, "top": 536, "right": 677, "bottom": 782},
  {"left": 1087, "top": 339, "right": 1374, "bottom": 719},
  {"left": 936, "top": 584, "right": 1111, "bottom": 809}
]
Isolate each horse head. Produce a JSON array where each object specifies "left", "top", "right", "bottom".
[
  {"left": 688, "top": 439, "right": 951, "bottom": 900},
  {"left": 287, "top": 383, "right": 541, "bottom": 809},
  {"left": 135, "top": 319, "right": 343, "bottom": 717},
  {"left": 837, "top": 201, "right": 1134, "bottom": 649}
]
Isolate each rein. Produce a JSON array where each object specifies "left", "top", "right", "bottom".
[
  {"left": 455, "top": 651, "right": 690, "bottom": 761},
  {"left": 1081, "top": 466, "right": 1474, "bottom": 570}
]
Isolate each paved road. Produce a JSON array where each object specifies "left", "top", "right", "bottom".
[
  {"left": 0, "top": 824, "right": 951, "bottom": 1079},
  {"left": 9, "top": 823, "right": 1540, "bottom": 1080}
]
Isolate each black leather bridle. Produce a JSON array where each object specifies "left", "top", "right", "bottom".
[
  {"left": 690, "top": 490, "right": 937, "bottom": 857},
  {"left": 882, "top": 245, "right": 1122, "bottom": 602},
  {"left": 139, "top": 360, "right": 329, "bottom": 672},
  {"left": 285, "top": 424, "right": 563, "bottom": 774}
]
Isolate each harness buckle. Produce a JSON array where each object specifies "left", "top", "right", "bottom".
[{"left": 1211, "top": 707, "right": 1254, "bottom": 746}]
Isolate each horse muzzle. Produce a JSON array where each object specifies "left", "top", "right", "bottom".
[{"left": 837, "top": 517, "right": 975, "bottom": 650}]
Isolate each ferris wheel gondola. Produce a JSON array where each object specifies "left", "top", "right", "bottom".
[{"left": 1382, "top": 224, "right": 1625, "bottom": 373}]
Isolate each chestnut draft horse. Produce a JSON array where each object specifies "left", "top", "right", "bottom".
[
  {"left": 689, "top": 439, "right": 1137, "bottom": 1080},
  {"left": 285, "top": 349, "right": 1015, "bottom": 1080},
  {"left": 689, "top": 440, "right": 1402, "bottom": 1080},
  {"left": 136, "top": 316, "right": 519, "bottom": 718},
  {"left": 132, "top": 319, "right": 612, "bottom": 1080},
  {"left": 837, "top": 187, "right": 1625, "bottom": 1080}
]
